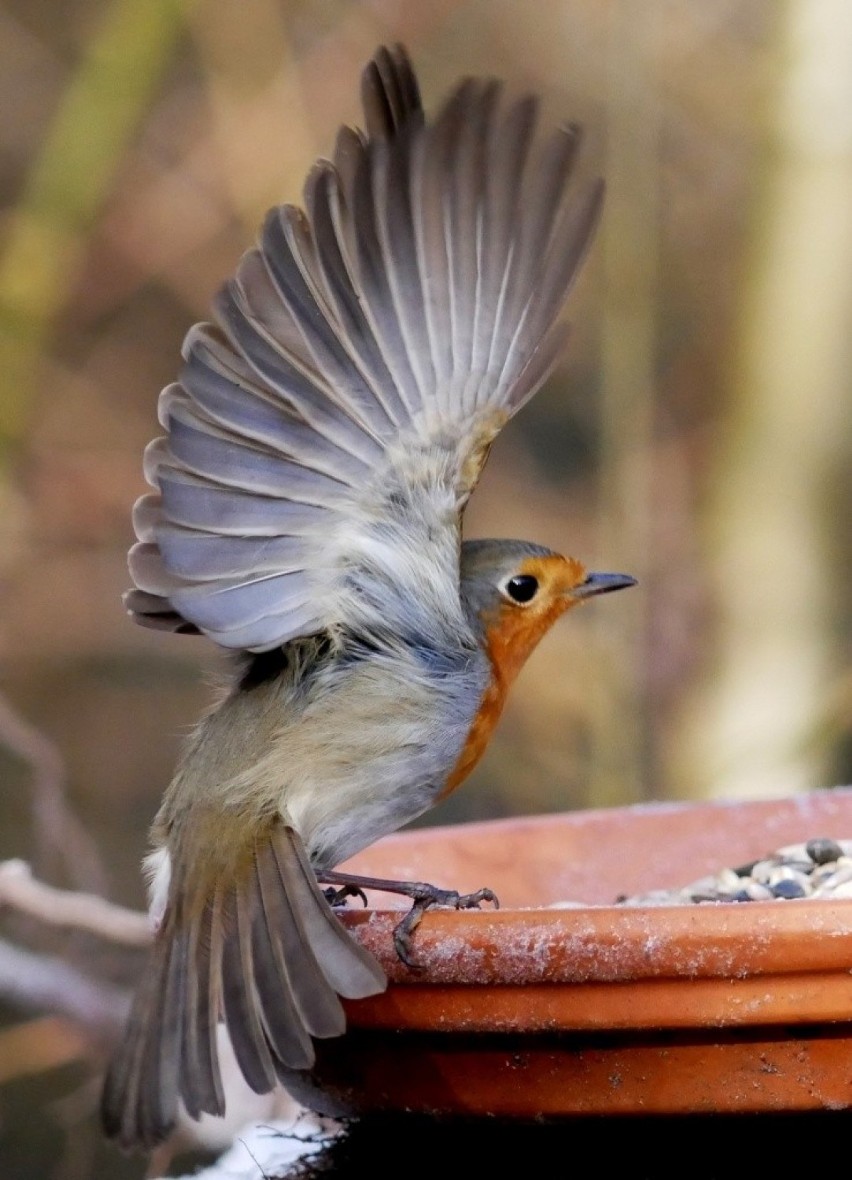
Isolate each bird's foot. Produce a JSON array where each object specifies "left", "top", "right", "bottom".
[
  {"left": 390, "top": 884, "right": 499, "bottom": 967},
  {"left": 316, "top": 870, "right": 499, "bottom": 969},
  {"left": 322, "top": 883, "right": 369, "bottom": 909}
]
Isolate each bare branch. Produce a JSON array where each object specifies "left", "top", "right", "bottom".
[
  {"left": 0, "top": 859, "right": 151, "bottom": 947},
  {"left": 0, "top": 691, "right": 107, "bottom": 893},
  {"left": 0, "top": 937, "right": 128, "bottom": 1035}
]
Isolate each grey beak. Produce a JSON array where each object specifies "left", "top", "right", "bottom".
[{"left": 571, "top": 572, "right": 637, "bottom": 600}]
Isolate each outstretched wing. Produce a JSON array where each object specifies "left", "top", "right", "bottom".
[{"left": 127, "top": 44, "right": 603, "bottom": 651}]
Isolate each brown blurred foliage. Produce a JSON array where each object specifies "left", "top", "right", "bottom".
[{"left": 0, "top": 1, "right": 850, "bottom": 1176}]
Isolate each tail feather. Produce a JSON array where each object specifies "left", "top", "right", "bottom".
[
  {"left": 273, "top": 826, "right": 387, "bottom": 997},
  {"left": 101, "top": 819, "right": 386, "bottom": 1150},
  {"left": 178, "top": 897, "right": 206, "bottom": 1120},
  {"left": 220, "top": 884, "right": 278, "bottom": 1094},
  {"left": 248, "top": 892, "right": 316, "bottom": 1068},
  {"left": 101, "top": 966, "right": 152, "bottom": 1144},
  {"left": 137, "top": 927, "right": 185, "bottom": 1144},
  {"left": 254, "top": 837, "right": 344, "bottom": 1042},
  {"left": 102, "top": 929, "right": 175, "bottom": 1147}
]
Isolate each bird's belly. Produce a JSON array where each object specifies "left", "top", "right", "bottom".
[{"left": 279, "top": 653, "right": 488, "bottom": 869}]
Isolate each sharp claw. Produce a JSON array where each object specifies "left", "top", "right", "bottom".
[
  {"left": 324, "top": 883, "right": 369, "bottom": 909},
  {"left": 456, "top": 887, "right": 499, "bottom": 911},
  {"left": 392, "top": 902, "right": 427, "bottom": 968},
  {"left": 391, "top": 885, "right": 499, "bottom": 969}
]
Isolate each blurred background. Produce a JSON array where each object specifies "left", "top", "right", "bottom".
[{"left": 0, "top": 0, "right": 850, "bottom": 1175}]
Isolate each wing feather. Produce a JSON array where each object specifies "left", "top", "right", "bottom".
[
  {"left": 306, "top": 162, "right": 409, "bottom": 426},
  {"left": 409, "top": 113, "right": 454, "bottom": 408},
  {"left": 342, "top": 127, "right": 425, "bottom": 418},
  {"left": 361, "top": 43, "right": 422, "bottom": 140},
  {"left": 150, "top": 476, "right": 334, "bottom": 535},
  {"left": 128, "top": 45, "right": 602, "bottom": 650}
]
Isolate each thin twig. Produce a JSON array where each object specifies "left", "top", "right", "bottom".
[
  {"left": 0, "top": 859, "right": 151, "bottom": 947},
  {"left": 0, "top": 691, "right": 107, "bottom": 893},
  {"left": 0, "top": 937, "right": 129, "bottom": 1035}
]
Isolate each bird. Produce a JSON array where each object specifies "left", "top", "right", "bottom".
[{"left": 101, "top": 43, "right": 635, "bottom": 1150}]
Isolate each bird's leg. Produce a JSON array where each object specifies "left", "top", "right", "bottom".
[{"left": 316, "top": 870, "right": 499, "bottom": 968}]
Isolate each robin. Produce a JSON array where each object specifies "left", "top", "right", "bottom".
[{"left": 102, "top": 44, "right": 635, "bottom": 1149}]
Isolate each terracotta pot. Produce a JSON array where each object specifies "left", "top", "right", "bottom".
[{"left": 302, "top": 789, "right": 852, "bottom": 1117}]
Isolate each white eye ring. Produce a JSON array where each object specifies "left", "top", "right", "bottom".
[{"left": 502, "top": 574, "right": 539, "bottom": 605}]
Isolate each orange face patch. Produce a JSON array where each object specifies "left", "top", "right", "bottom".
[{"left": 482, "top": 554, "right": 588, "bottom": 687}]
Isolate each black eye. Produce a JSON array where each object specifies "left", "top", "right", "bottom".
[{"left": 504, "top": 574, "right": 539, "bottom": 604}]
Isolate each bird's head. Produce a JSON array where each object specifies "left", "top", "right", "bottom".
[{"left": 460, "top": 539, "right": 636, "bottom": 686}]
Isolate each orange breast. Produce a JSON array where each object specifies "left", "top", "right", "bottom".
[
  {"left": 439, "top": 594, "right": 573, "bottom": 801},
  {"left": 439, "top": 668, "right": 508, "bottom": 799}
]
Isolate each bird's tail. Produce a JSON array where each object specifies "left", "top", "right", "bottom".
[{"left": 101, "top": 820, "right": 386, "bottom": 1150}]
